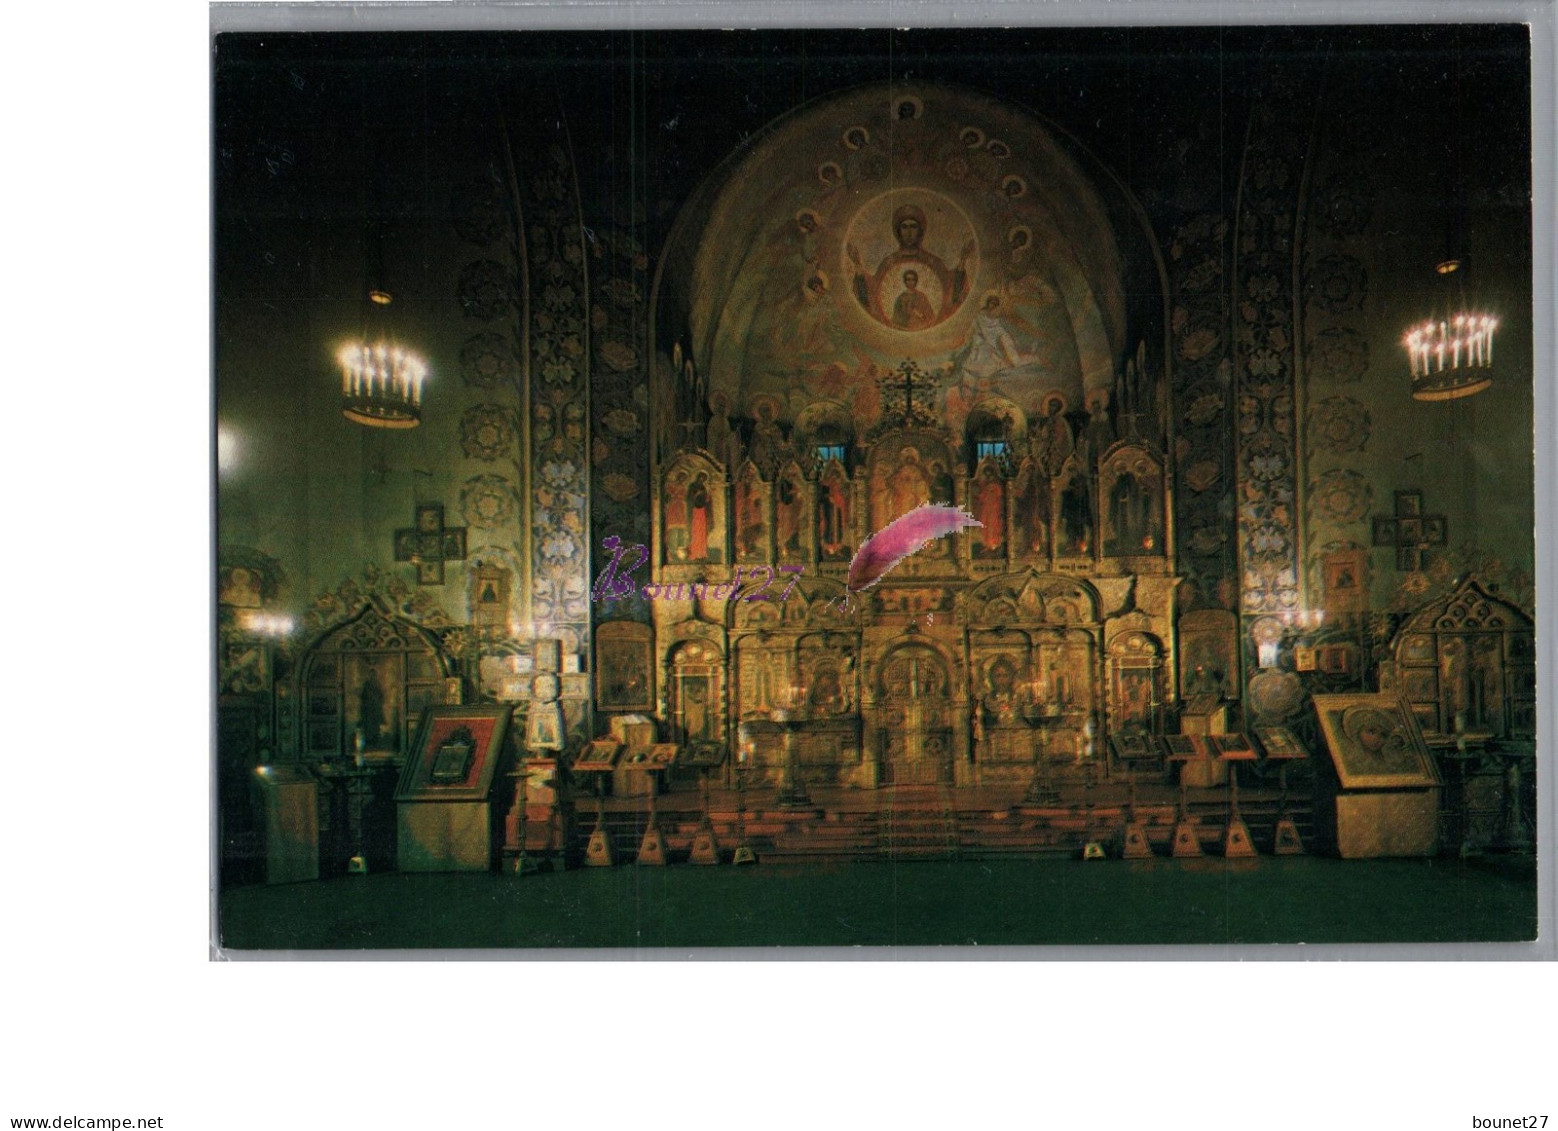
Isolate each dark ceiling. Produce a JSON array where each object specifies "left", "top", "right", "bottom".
[{"left": 214, "top": 25, "right": 1532, "bottom": 272}]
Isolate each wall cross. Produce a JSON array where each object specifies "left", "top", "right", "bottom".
[
  {"left": 1371, "top": 490, "right": 1446, "bottom": 571},
  {"left": 394, "top": 503, "right": 468, "bottom": 585}
]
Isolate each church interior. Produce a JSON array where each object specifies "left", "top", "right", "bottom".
[{"left": 214, "top": 25, "right": 1540, "bottom": 949}]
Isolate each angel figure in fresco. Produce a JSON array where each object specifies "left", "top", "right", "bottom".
[
  {"left": 848, "top": 364, "right": 883, "bottom": 428},
  {"left": 1079, "top": 390, "right": 1116, "bottom": 463},
  {"left": 847, "top": 204, "right": 974, "bottom": 331},
  {"left": 942, "top": 374, "right": 980, "bottom": 439},
  {"left": 759, "top": 208, "right": 854, "bottom": 367},
  {"left": 953, "top": 293, "right": 1029, "bottom": 382},
  {"left": 769, "top": 264, "right": 852, "bottom": 366}
]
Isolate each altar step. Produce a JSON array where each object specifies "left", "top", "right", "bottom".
[
  {"left": 878, "top": 788, "right": 960, "bottom": 860},
  {"left": 953, "top": 810, "right": 1317, "bottom": 856},
  {"left": 563, "top": 796, "right": 1316, "bottom": 864},
  {"left": 768, "top": 815, "right": 883, "bottom": 860}
]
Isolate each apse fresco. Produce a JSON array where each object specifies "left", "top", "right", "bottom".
[{"left": 684, "top": 87, "right": 1134, "bottom": 438}]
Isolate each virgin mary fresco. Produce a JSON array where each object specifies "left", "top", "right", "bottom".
[{"left": 846, "top": 201, "right": 975, "bottom": 332}]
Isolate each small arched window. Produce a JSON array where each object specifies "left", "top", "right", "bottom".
[
  {"left": 975, "top": 437, "right": 1008, "bottom": 462},
  {"left": 968, "top": 414, "right": 1009, "bottom": 471},
  {"left": 813, "top": 423, "right": 849, "bottom": 466}
]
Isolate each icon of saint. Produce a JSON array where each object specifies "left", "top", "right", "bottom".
[
  {"left": 818, "top": 471, "right": 850, "bottom": 559},
  {"left": 888, "top": 452, "right": 929, "bottom": 520},
  {"left": 974, "top": 472, "right": 1006, "bottom": 556},
  {"left": 686, "top": 473, "right": 711, "bottom": 561}
]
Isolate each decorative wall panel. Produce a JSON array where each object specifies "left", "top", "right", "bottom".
[
  {"left": 588, "top": 220, "right": 653, "bottom": 628},
  {"left": 1168, "top": 212, "right": 1235, "bottom": 609},
  {"left": 1232, "top": 60, "right": 1315, "bottom": 622},
  {"left": 515, "top": 120, "right": 593, "bottom": 706},
  {"left": 1299, "top": 98, "right": 1380, "bottom": 628}
]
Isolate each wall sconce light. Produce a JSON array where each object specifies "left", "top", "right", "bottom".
[
  {"left": 1252, "top": 609, "right": 1325, "bottom": 670},
  {"left": 217, "top": 425, "right": 241, "bottom": 476},
  {"left": 239, "top": 610, "right": 295, "bottom": 638},
  {"left": 1251, "top": 616, "right": 1286, "bottom": 669}
]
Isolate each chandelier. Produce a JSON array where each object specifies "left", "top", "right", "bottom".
[
  {"left": 1403, "top": 262, "right": 1497, "bottom": 402},
  {"left": 338, "top": 309, "right": 428, "bottom": 429},
  {"left": 1404, "top": 37, "right": 1497, "bottom": 405},
  {"left": 338, "top": 195, "right": 429, "bottom": 427}
]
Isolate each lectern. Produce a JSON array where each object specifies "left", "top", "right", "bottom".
[
  {"left": 1313, "top": 694, "right": 1440, "bottom": 858},
  {"left": 251, "top": 765, "right": 319, "bottom": 884},
  {"left": 395, "top": 705, "right": 514, "bottom": 871}
]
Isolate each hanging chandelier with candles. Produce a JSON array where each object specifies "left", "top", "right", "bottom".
[
  {"left": 1403, "top": 37, "right": 1499, "bottom": 405},
  {"left": 337, "top": 145, "right": 429, "bottom": 428},
  {"left": 339, "top": 306, "right": 428, "bottom": 429},
  {"left": 1403, "top": 259, "right": 1498, "bottom": 402}
]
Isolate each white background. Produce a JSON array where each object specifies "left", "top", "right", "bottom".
[{"left": 2, "top": 1, "right": 1554, "bottom": 1128}]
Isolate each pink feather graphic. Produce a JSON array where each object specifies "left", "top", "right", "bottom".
[{"left": 835, "top": 504, "right": 982, "bottom": 612}]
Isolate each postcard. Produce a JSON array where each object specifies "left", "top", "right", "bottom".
[{"left": 214, "top": 22, "right": 1537, "bottom": 952}]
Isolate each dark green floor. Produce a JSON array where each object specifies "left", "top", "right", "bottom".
[{"left": 217, "top": 853, "right": 1538, "bottom": 951}]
